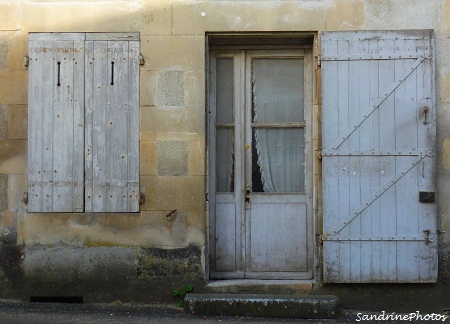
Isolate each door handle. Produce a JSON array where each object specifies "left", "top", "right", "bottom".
[
  {"left": 423, "top": 106, "right": 430, "bottom": 124},
  {"left": 245, "top": 186, "right": 251, "bottom": 204}
]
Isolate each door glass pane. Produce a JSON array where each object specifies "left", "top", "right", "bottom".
[
  {"left": 216, "top": 58, "right": 234, "bottom": 124},
  {"left": 252, "top": 128, "right": 305, "bottom": 193},
  {"left": 216, "top": 127, "right": 234, "bottom": 192},
  {"left": 252, "top": 58, "right": 304, "bottom": 124}
]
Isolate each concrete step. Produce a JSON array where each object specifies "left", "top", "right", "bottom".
[{"left": 184, "top": 293, "right": 340, "bottom": 319}]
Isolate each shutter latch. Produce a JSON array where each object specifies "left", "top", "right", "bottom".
[{"left": 424, "top": 229, "right": 433, "bottom": 245}]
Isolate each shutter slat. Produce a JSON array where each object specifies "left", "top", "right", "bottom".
[{"left": 84, "top": 40, "right": 94, "bottom": 213}]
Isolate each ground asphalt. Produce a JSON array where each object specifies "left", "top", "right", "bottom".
[{"left": 0, "top": 299, "right": 447, "bottom": 324}]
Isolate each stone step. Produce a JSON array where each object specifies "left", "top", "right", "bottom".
[{"left": 184, "top": 293, "right": 340, "bottom": 319}]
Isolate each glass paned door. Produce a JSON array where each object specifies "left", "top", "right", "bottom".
[{"left": 209, "top": 49, "right": 313, "bottom": 280}]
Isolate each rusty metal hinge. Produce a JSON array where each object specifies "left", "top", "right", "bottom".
[
  {"left": 316, "top": 233, "right": 323, "bottom": 246},
  {"left": 314, "top": 33, "right": 321, "bottom": 69},
  {"left": 424, "top": 229, "right": 434, "bottom": 245},
  {"left": 22, "top": 192, "right": 28, "bottom": 204},
  {"left": 138, "top": 192, "right": 145, "bottom": 204}
]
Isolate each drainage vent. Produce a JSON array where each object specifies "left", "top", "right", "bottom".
[{"left": 30, "top": 296, "right": 83, "bottom": 303}]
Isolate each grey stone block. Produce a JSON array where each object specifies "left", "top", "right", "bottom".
[
  {"left": 157, "top": 140, "right": 189, "bottom": 176},
  {"left": 156, "top": 71, "right": 185, "bottom": 106},
  {"left": 184, "top": 293, "right": 341, "bottom": 319}
]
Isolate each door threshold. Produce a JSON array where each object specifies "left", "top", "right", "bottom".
[{"left": 206, "top": 279, "right": 315, "bottom": 294}]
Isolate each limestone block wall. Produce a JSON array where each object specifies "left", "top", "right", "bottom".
[{"left": 0, "top": 0, "right": 448, "bottom": 303}]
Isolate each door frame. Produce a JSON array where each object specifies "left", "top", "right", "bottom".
[{"left": 206, "top": 34, "right": 319, "bottom": 281}]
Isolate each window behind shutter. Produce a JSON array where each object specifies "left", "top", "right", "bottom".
[{"left": 28, "top": 33, "right": 85, "bottom": 212}]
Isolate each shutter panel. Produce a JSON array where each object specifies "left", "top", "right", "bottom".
[
  {"left": 321, "top": 30, "right": 437, "bottom": 282},
  {"left": 85, "top": 34, "right": 140, "bottom": 212},
  {"left": 28, "top": 33, "right": 85, "bottom": 212}
]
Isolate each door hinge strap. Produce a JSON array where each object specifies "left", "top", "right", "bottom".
[
  {"left": 326, "top": 57, "right": 425, "bottom": 151},
  {"left": 325, "top": 154, "right": 428, "bottom": 236},
  {"left": 321, "top": 54, "right": 430, "bottom": 61},
  {"left": 321, "top": 234, "right": 431, "bottom": 242},
  {"left": 320, "top": 150, "right": 432, "bottom": 157}
]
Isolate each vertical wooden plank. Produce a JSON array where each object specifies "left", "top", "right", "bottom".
[
  {"left": 128, "top": 40, "right": 140, "bottom": 212},
  {"left": 106, "top": 41, "right": 129, "bottom": 212},
  {"left": 337, "top": 39, "right": 351, "bottom": 282},
  {"left": 322, "top": 36, "right": 341, "bottom": 282},
  {"left": 394, "top": 38, "right": 420, "bottom": 282},
  {"left": 417, "top": 37, "right": 437, "bottom": 281},
  {"left": 368, "top": 38, "right": 381, "bottom": 282},
  {"left": 92, "top": 40, "right": 108, "bottom": 212},
  {"left": 73, "top": 38, "right": 85, "bottom": 212},
  {"left": 347, "top": 37, "right": 369, "bottom": 282},
  {"left": 27, "top": 39, "right": 52, "bottom": 212},
  {"left": 52, "top": 40, "right": 74, "bottom": 211},
  {"left": 41, "top": 40, "right": 56, "bottom": 212},
  {"left": 85, "top": 40, "right": 94, "bottom": 213},
  {"left": 377, "top": 37, "right": 397, "bottom": 282}
]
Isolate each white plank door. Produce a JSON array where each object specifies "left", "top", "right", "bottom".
[
  {"left": 321, "top": 30, "right": 437, "bottom": 283},
  {"left": 84, "top": 34, "right": 140, "bottom": 213},
  {"left": 28, "top": 33, "right": 85, "bottom": 212}
]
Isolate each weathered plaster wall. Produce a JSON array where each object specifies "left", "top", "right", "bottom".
[{"left": 0, "top": 0, "right": 448, "bottom": 304}]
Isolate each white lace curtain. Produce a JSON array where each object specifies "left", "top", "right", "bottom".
[
  {"left": 252, "top": 58, "right": 305, "bottom": 193},
  {"left": 215, "top": 57, "right": 305, "bottom": 193}
]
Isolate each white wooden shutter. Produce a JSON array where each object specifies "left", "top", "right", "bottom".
[
  {"left": 28, "top": 33, "right": 139, "bottom": 213},
  {"left": 84, "top": 34, "right": 140, "bottom": 213},
  {"left": 321, "top": 30, "right": 437, "bottom": 283},
  {"left": 28, "top": 33, "right": 85, "bottom": 212}
]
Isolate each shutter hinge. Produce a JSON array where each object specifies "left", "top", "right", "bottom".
[
  {"left": 316, "top": 233, "right": 324, "bottom": 246},
  {"left": 24, "top": 55, "right": 29, "bottom": 67},
  {"left": 205, "top": 193, "right": 209, "bottom": 202},
  {"left": 424, "top": 229, "right": 435, "bottom": 245},
  {"left": 314, "top": 32, "right": 321, "bottom": 69},
  {"left": 22, "top": 192, "right": 28, "bottom": 204},
  {"left": 138, "top": 192, "right": 145, "bottom": 205}
]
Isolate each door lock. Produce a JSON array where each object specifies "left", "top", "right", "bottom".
[{"left": 245, "top": 186, "right": 251, "bottom": 204}]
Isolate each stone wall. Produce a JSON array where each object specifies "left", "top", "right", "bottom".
[{"left": 0, "top": 0, "right": 448, "bottom": 306}]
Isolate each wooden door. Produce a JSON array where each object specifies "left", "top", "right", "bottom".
[
  {"left": 209, "top": 49, "right": 313, "bottom": 280},
  {"left": 321, "top": 30, "right": 437, "bottom": 283}
]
